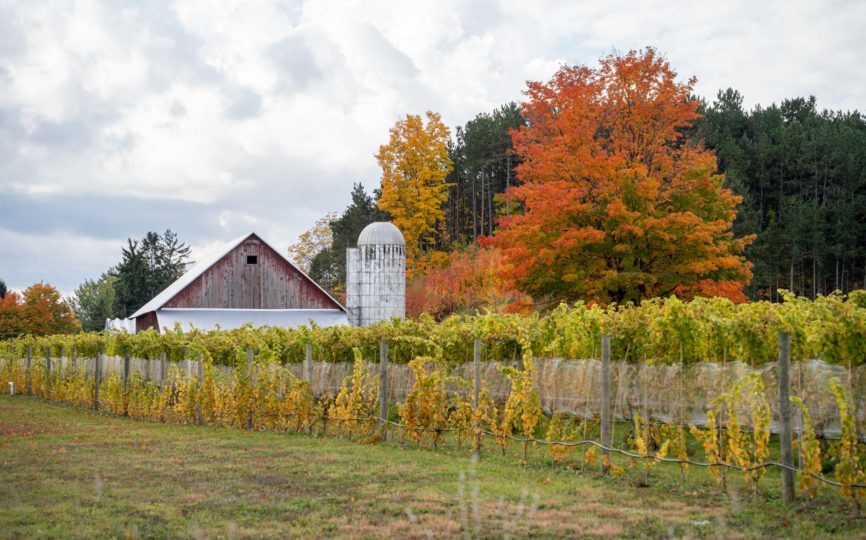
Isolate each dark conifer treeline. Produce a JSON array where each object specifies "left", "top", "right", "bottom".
[
  {"left": 694, "top": 90, "right": 866, "bottom": 300},
  {"left": 444, "top": 102, "right": 524, "bottom": 245}
]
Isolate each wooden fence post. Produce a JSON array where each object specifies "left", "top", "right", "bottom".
[
  {"left": 26, "top": 345, "right": 32, "bottom": 395},
  {"left": 379, "top": 341, "right": 389, "bottom": 439},
  {"left": 778, "top": 332, "right": 795, "bottom": 503},
  {"left": 304, "top": 342, "right": 313, "bottom": 387},
  {"left": 246, "top": 347, "right": 254, "bottom": 430},
  {"left": 600, "top": 334, "right": 612, "bottom": 474},
  {"left": 94, "top": 347, "right": 102, "bottom": 412}
]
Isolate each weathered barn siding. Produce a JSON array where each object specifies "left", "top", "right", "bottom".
[
  {"left": 136, "top": 311, "right": 158, "bottom": 333},
  {"left": 164, "top": 235, "right": 339, "bottom": 310}
]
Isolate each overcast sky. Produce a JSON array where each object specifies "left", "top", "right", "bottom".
[{"left": 1, "top": 0, "right": 864, "bottom": 295}]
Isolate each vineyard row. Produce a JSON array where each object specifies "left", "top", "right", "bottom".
[
  {"left": 2, "top": 332, "right": 865, "bottom": 508},
  {"left": 2, "top": 293, "right": 866, "bottom": 368}
]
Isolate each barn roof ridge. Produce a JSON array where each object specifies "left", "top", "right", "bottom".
[{"left": 130, "top": 231, "right": 345, "bottom": 319}]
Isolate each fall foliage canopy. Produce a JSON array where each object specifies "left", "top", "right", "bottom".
[
  {"left": 0, "top": 292, "right": 24, "bottom": 340},
  {"left": 0, "top": 282, "right": 80, "bottom": 339},
  {"left": 406, "top": 245, "right": 531, "bottom": 318},
  {"left": 377, "top": 111, "right": 453, "bottom": 275},
  {"left": 490, "top": 48, "right": 754, "bottom": 305}
]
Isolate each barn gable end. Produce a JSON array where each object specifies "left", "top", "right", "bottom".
[
  {"left": 164, "top": 235, "right": 338, "bottom": 310},
  {"left": 132, "top": 232, "right": 344, "bottom": 332}
]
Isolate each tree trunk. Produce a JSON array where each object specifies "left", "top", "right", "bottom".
[
  {"left": 488, "top": 169, "right": 494, "bottom": 236},
  {"left": 506, "top": 154, "right": 511, "bottom": 216},
  {"left": 479, "top": 169, "right": 485, "bottom": 240},
  {"left": 813, "top": 254, "right": 817, "bottom": 299},
  {"left": 471, "top": 171, "right": 477, "bottom": 241}
]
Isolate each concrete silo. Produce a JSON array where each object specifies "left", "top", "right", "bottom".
[{"left": 345, "top": 222, "right": 406, "bottom": 326}]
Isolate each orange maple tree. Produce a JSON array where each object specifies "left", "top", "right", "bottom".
[
  {"left": 406, "top": 245, "right": 532, "bottom": 318},
  {"left": 490, "top": 48, "right": 754, "bottom": 305}
]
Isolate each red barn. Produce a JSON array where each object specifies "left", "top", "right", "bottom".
[{"left": 129, "top": 232, "right": 346, "bottom": 333}]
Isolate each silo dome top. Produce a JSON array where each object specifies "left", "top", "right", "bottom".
[{"left": 357, "top": 222, "right": 405, "bottom": 246}]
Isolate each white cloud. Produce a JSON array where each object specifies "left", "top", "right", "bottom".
[{"left": 0, "top": 0, "right": 863, "bottom": 292}]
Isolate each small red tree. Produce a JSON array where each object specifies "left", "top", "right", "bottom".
[
  {"left": 491, "top": 48, "right": 753, "bottom": 305},
  {"left": 15, "top": 283, "right": 81, "bottom": 336},
  {"left": 0, "top": 292, "right": 25, "bottom": 340}
]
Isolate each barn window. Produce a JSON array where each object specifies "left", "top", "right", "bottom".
[{"left": 246, "top": 255, "right": 258, "bottom": 264}]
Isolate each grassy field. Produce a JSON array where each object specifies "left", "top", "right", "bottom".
[{"left": 0, "top": 395, "right": 863, "bottom": 539}]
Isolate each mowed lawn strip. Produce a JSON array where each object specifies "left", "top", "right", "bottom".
[{"left": 0, "top": 396, "right": 860, "bottom": 539}]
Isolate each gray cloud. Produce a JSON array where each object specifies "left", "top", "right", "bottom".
[
  {"left": 0, "top": 191, "right": 217, "bottom": 241},
  {"left": 0, "top": 0, "right": 863, "bottom": 295},
  {"left": 0, "top": 8, "right": 26, "bottom": 57},
  {"left": 269, "top": 34, "right": 323, "bottom": 91},
  {"left": 225, "top": 87, "right": 262, "bottom": 119},
  {"left": 356, "top": 23, "right": 419, "bottom": 79}
]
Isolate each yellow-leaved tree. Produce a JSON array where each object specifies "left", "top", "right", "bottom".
[
  {"left": 376, "top": 111, "right": 452, "bottom": 276},
  {"left": 288, "top": 212, "right": 338, "bottom": 273}
]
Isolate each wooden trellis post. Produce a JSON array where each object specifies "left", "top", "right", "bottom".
[
  {"left": 26, "top": 345, "right": 32, "bottom": 395},
  {"left": 7, "top": 344, "right": 12, "bottom": 395},
  {"left": 778, "top": 332, "right": 795, "bottom": 503},
  {"left": 304, "top": 343, "right": 314, "bottom": 387},
  {"left": 45, "top": 347, "right": 51, "bottom": 391},
  {"left": 473, "top": 338, "right": 481, "bottom": 408},
  {"left": 473, "top": 338, "right": 482, "bottom": 453},
  {"left": 196, "top": 354, "right": 204, "bottom": 424},
  {"left": 94, "top": 347, "right": 102, "bottom": 412},
  {"left": 246, "top": 347, "right": 254, "bottom": 430},
  {"left": 159, "top": 352, "right": 167, "bottom": 386},
  {"left": 379, "top": 341, "right": 389, "bottom": 439},
  {"left": 123, "top": 352, "right": 130, "bottom": 391},
  {"left": 302, "top": 343, "right": 314, "bottom": 434},
  {"left": 600, "top": 335, "right": 612, "bottom": 474}
]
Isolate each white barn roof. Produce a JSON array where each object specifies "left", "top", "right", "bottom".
[{"left": 131, "top": 232, "right": 345, "bottom": 319}]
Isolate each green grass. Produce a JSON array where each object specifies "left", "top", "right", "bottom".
[{"left": 0, "top": 395, "right": 863, "bottom": 539}]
